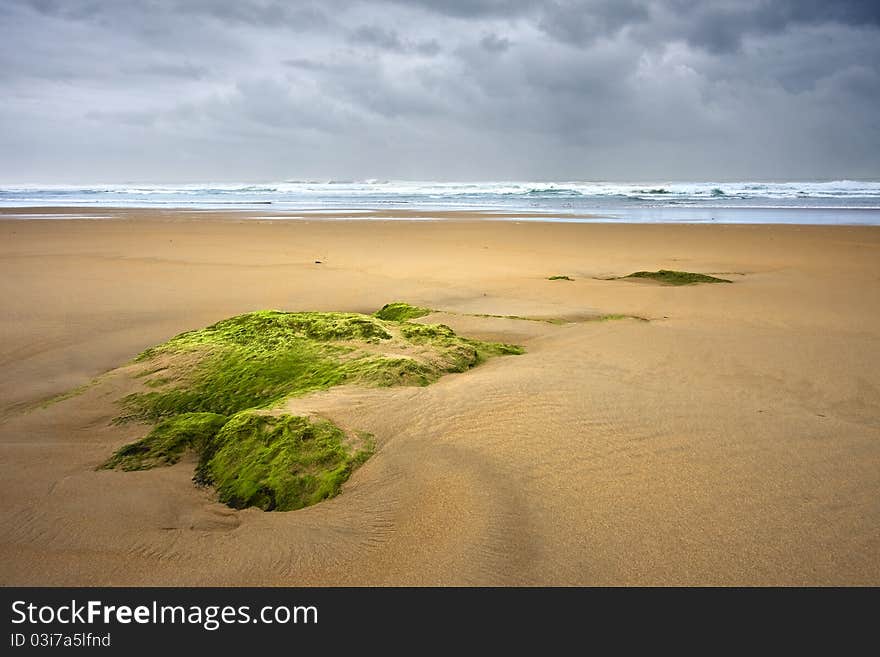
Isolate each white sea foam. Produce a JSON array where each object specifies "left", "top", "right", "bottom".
[{"left": 2, "top": 180, "right": 879, "bottom": 224}]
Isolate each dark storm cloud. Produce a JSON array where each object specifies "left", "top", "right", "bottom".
[
  {"left": 658, "top": 0, "right": 880, "bottom": 54},
  {"left": 403, "top": 0, "right": 880, "bottom": 51},
  {"left": 1, "top": 0, "right": 878, "bottom": 181}
]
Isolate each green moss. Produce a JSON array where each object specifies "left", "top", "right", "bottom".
[
  {"left": 467, "top": 311, "right": 646, "bottom": 323},
  {"left": 103, "top": 304, "right": 522, "bottom": 511},
  {"left": 37, "top": 383, "right": 92, "bottom": 408},
  {"left": 548, "top": 275, "right": 574, "bottom": 281},
  {"left": 119, "top": 342, "right": 348, "bottom": 422},
  {"left": 201, "top": 412, "right": 373, "bottom": 511},
  {"left": 398, "top": 322, "right": 456, "bottom": 341},
  {"left": 623, "top": 270, "right": 732, "bottom": 285},
  {"left": 138, "top": 311, "right": 391, "bottom": 359},
  {"left": 471, "top": 340, "right": 525, "bottom": 358},
  {"left": 100, "top": 412, "right": 228, "bottom": 471},
  {"left": 344, "top": 355, "right": 438, "bottom": 387},
  {"left": 117, "top": 309, "right": 521, "bottom": 423},
  {"left": 144, "top": 376, "right": 172, "bottom": 388},
  {"left": 373, "top": 302, "right": 432, "bottom": 322},
  {"left": 467, "top": 312, "right": 567, "bottom": 325},
  {"left": 398, "top": 321, "right": 523, "bottom": 368},
  {"left": 593, "top": 314, "right": 650, "bottom": 322}
]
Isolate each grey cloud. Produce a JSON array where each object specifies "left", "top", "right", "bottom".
[
  {"left": 18, "top": 0, "right": 103, "bottom": 20},
  {"left": 349, "top": 25, "right": 405, "bottom": 51},
  {"left": 122, "top": 62, "right": 210, "bottom": 80},
  {"left": 397, "top": 0, "right": 880, "bottom": 53},
  {"left": 733, "top": 0, "right": 880, "bottom": 28},
  {"left": 656, "top": 0, "right": 880, "bottom": 54},
  {"left": 480, "top": 33, "right": 511, "bottom": 52},
  {"left": 349, "top": 25, "right": 443, "bottom": 56},
  {"left": 84, "top": 108, "right": 160, "bottom": 127},
  {"left": 20, "top": 0, "right": 331, "bottom": 30},
  {"left": 416, "top": 39, "right": 442, "bottom": 56},
  {"left": 282, "top": 58, "right": 327, "bottom": 71},
  {"left": 538, "top": 1, "right": 650, "bottom": 46},
  {"left": 383, "top": 0, "right": 538, "bottom": 18},
  {"left": 179, "top": 2, "right": 330, "bottom": 29}
]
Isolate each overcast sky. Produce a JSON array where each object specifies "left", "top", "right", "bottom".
[{"left": 1, "top": 0, "right": 878, "bottom": 182}]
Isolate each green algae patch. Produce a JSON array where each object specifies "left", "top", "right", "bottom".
[
  {"left": 451, "top": 310, "right": 649, "bottom": 325},
  {"left": 101, "top": 412, "right": 228, "bottom": 471},
  {"left": 119, "top": 338, "right": 349, "bottom": 422},
  {"left": 548, "top": 275, "right": 574, "bottom": 281},
  {"left": 623, "top": 270, "right": 732, "bottom": 285},
  {"left": 374, "top": 302, "right": 432, "bottom": 322},
  {"left": 466, "top": 312, "right": 568, "bottom": 325},
  {"left": 199, "top": 412, "right": 373, "bottom": 511},
  {"left": 593, "top": 314, "right": 650, "bottom": 322},
  {"left": 102, "top": 304, "right": 521, "bottom": 511},
  {"left": 117, "top": 309, "right": 521, "bottom": 423},
  {"left": 397, "top": 322, "right": 524, "bottom": 371}
]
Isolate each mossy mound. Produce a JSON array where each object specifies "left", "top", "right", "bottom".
[
  {"left": 102, "top": 412, "right": 228, "bottom": 471},
  {"left": 548, "top": 275, "right": 573, "bottom": 281},
  {"left": 373, "top": 301, "right": 432, "bottom": 322},
  {"left": 201, "top": 412, "right": 373, "bottom": 511},
  {"left": 102, "top": 303, "right": 522, "bottom": 511},
  {"left": 624, "top": 270, "right": 731, "bottom": 285},
  {"left": 119, "top": 309, "right": 519, "bottom": 423}
]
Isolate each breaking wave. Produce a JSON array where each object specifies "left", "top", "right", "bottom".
[{"left": 2, "top": 180, "right": 879, "bottom": 223}]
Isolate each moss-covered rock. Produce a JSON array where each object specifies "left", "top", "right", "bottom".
[
  {"left": 101, "top": 412, "right": 228, "bottom": 471},
  {"left": 118, "top": 309, "right": 521, "bottom": 423},
  {"left": 623, "top": 270, "right": 732, "bottom": 285},
  {"left": 202, "top": 412, "right": 373, "bottom": 512},
  {"left": 373, "top": 301, "right": 432, "bottom": 322}
]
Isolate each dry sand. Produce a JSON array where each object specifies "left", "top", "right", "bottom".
[{"left": 1, "top": 208, "right": 878, "bottom": 585}]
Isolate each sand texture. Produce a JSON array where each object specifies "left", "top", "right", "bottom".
[{"left": 1, "top": 209, "right": 878, "bottom": 585}]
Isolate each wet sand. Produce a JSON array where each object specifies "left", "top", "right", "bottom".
[{"left": 1, "top": 209, "right": 878, "bottom": 585}]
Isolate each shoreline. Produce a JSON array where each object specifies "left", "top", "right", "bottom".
[{"left": 3, "top": 206, "right": 880, "bottom": 226}]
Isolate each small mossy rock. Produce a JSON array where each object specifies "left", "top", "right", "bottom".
[
  {"left": 373, "top": 302, "right": 432, "bottom": 322},
  {"left": 624, "top": 270, "right": 731, "bottom": 285},
  {"left": 204, "top": 412, "right": 373, "bottom": 512}
]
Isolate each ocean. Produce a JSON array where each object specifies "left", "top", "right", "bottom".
[{"left": 2, "top": 180, "right": 880, "bottom": 224}]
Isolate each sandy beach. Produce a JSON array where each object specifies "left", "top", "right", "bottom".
[{"left": 0, "top": 208, "right": 878, "bottom": 586}]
